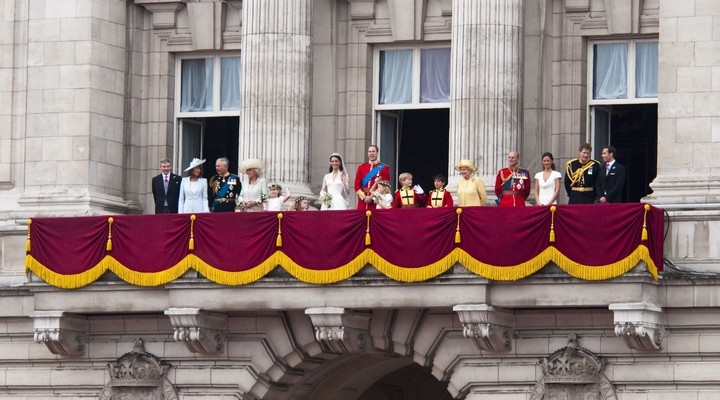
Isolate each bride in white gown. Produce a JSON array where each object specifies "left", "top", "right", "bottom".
[{"left": 319, "top": 153, "right": 350, "bottom": 210}]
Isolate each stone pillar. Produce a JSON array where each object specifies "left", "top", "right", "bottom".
[
  {"left": 448, "top": 0, "right": 523, "bottom": 183},
  {"left": 240, "top": 0, "right": 313, "bottom": 198}
]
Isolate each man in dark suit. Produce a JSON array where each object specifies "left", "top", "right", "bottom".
[
  {"left": 597, "top": 146, "right": 626, "bottom": 203},
  {"left": 151, "top": 158, "right": 182, "bottom": 213}
]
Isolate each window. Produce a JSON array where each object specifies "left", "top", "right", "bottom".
[
  {"left": 589, "top": 40, "right": 657, "bottom": 103},
  {"left": 376, "top": 46, "right": 451, "bottom": 108},
  {"left": 178, "top": 55, "right": 241, "bottom": 115}
]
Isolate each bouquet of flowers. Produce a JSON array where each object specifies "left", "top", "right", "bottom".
[
  {"left": 371, "top": 192, "right": 383, "bottom": 202},
  {"left": 319, "top": 191, "right": 333, "bottom": 208},
  {"left": 259, "top": 193, "right": 268, "bottom": 203}
]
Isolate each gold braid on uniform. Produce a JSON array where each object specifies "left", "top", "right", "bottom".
[
  {"left": 566, "top": 159, "right": 597, "bottom": 186},
  {"left": 499, "top": 168, "right": 516, "bottom": 185}
]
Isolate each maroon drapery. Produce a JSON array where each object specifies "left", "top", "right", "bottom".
[{"left": 25, "top": 204, "right": 664, "bottom": 288}]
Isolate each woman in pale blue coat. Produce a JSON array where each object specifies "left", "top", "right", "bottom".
[{"left": 178, "top": 158, "right": 209, "bottom": 213}]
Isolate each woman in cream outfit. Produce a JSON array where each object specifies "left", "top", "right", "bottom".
[
  {"left": 454, "top": 159, "right": 487, "bottom": 206},
  {"left": 178, "top": 158, "right": 209, "bottom": 213},
  {"left": 238, "top": 158, "right": 268, "bottom": 212}
]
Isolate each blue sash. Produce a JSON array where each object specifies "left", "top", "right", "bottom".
[
  {"left": 212, "top": 175, "right": 235, "bottom": 210},
  {"left": 361, "top": 163, "right": 386, "bottom": 188}
]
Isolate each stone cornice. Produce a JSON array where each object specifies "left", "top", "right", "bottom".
[
  {"left": 610, "top": 302, "right": 665, "bottom": 351},
  {"left": 31, "top": 311, "right": 88, "bottom": 356},
  {"left": 305, "top": 307, "right": 371, "bottom": 353}
]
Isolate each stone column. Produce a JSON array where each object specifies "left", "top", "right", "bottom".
[
  {"left": 240, "top": 0, "right": 313, "bottom": 198},
  {"left": 448, "top": 0, "right": 523, "bottom": 182}
]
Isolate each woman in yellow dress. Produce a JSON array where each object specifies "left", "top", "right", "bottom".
[{"left": 454, "top": 159, "right": 487, "bottom": 207}]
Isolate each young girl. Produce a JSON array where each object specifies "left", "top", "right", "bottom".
[
  {"left": 370, "top": 180, "right": 393, "bottom": 209},
  {"left": 290, "top": 196, "right": 311, "bottom": 211},
  {"left": 265, "top": 184, "right": 291, "bottom": 211}
]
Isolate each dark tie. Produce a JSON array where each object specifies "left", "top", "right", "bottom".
[
  {"left": 606, "top": 163, "right": 610, "bottom": 174},
  {"left": 164, "top": 176, "right": 169, "bottom": 193}
]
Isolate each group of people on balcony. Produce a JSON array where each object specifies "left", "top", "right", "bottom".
[{"left": 151, "top": 142, "right": 625, "bottom": 214}]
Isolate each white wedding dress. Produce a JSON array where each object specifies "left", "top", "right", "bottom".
[{"left": 320, "top": 171, "right": 350, "bottom": 210}]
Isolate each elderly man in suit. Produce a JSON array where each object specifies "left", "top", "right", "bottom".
[
  {"left": 597, "top": 146, "right": 626, "bottom": 203},
  {"left": 151, "top": 158, "right": 182, "bottom": 213}
]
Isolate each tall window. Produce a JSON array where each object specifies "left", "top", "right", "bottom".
[
  {"left": 178, "top": 55, "right": 241, "bottom": 115},
  {"left": 590, "top": 40, "right": 658, "bottom": 103},
  {"left": 376, "top": 46, "right": 451, "bottom": 108}
]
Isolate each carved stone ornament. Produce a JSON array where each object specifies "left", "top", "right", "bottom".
[
  {"left": 530, "top": 334, "right": 618, "bottom": 400},
  {"left": 453, "top": 304, "right": 514, "bottom": 352},
  {"left": 609, "top": 302, "right": 664, "bottom": 351},
  {"left": 31, "top": 311, "right": 88, "bottom": 356},
  {"left": 99, "top": 338, "right": 178, "bottom": 400},
  {"left": 305, "top": 307, "right": 371, "bottom": 354},
  {"left": 164, "top": 308, "right": 227, "bottom": 354}
]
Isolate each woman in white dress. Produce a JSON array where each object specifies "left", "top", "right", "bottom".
[
  {"left": 178, "top": 158, "right": 209, "bottom": 213},
  {"left": 238, "top": 158, "right": 268, "bottom": 212},
  {"left": 534, "top": 152, "right": 562, "bottom": 206},
  {"left": 319, "top": 153, "right": 350, "bottom": 210}
]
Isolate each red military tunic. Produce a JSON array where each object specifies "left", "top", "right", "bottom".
[
  {"left": 426, "top": 188, "right": 454, "bottom": 208},
  {"left": 354, "top": 161, "right": 390, "bottom": 210},
  {"left": 494, "top": 167, "right": 531, "bottom": 207},
  {"left": 392, "top": 187, "right": 426, "bottom": 208}
]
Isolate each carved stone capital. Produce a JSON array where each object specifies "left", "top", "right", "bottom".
[
  {"left": 305, "top": 307, "right": 371, "bottom": 354},
  {"left": 31, "top": 311, "right": 88, "bottom": 356},
  {"left": 164, "top": 308, "right": 227, "bottom": 354},
  {"left": 135, "top": 0, "right": 187, "bottom": 29},
  {"left": 453, "top": 304, "right": 514, "bottom": 352},
  {"left": 610, "top": 302, "right": 665, "bottom": 351}
]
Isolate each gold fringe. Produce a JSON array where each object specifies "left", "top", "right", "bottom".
[
  {"left": 455, "top": 208, "right": 462, "bottom": 244},
  {"left": 25, "top": 219, "right": 32, "bottom": 252},
  {"left": 280, "top": 249, "right": 371, "bottom": 284},
  {"left": 276, "top": 213, "right": 283, "bottom": 247},
  {"left": 106, "top": 217, "right": 114, "bottom": 251},
  {"left": 365, "top": 210, "right": 372, "bottom": 246},
  {"left": 642, "top": 204, "right": 650, "bottom": 241},
  {"left": 549, "top": 205, "right": 556, "bottom": 243},
  {"left": 372, "top": 248, "right": 460, "bottom": 282},
  {"left": 189, "top": 214, "right": 196, "bottom": 251}
]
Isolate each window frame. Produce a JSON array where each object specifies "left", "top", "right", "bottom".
[
  {"left": 373, "top": 44, "right": 452, "bottom": 111},
  {"left": 587, "top": 39, "right": 658, "bottom": 106},
  {"left": 175, "top": 53, "right": 242, "bottom": 118}
]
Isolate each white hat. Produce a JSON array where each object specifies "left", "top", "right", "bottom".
[
  {"left": 184, "top": 158, "right": 206, "bottom": 171},
  {"left": 454, "top": 159, "right": 478, "bottom": 173},
  {"left": 239, "top": 158, "right": 265, "bottom": 174}
]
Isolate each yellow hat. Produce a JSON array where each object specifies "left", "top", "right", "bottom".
[{"left": 454, "top": 159, "right": 477, "bottom": 172}]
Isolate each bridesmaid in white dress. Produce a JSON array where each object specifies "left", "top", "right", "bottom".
[
  {"left": 319, "top": 153, "right": 350, "bottom": 210},
  {"left": 238, "top": 158, "right": 268, "bottom": 212},
  {"left": 534, "top": 152, "right": 562, "bottom": 206},
  {"left": 178, "top": 158, "right": 209, "bottom": 213}
]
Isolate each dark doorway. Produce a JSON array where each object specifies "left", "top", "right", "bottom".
[
  {"left": 358, "top": 363, "right": 453, "bottom": 400},
  {"left": 593, "top": 104, "right": 657, "bottom": 203},
  {"left": 202, "top": 117, "right": 239, "bottom": 178},
  {"left": 396, "top": 109, "right": 450, "bottom": 194}
]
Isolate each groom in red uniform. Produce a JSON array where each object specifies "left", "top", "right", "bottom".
[{"left": 354, "top": 144, "right": 391, "bottom": 210}]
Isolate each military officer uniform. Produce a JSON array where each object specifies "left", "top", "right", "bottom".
[
  {"left": 208, "top": 173, "right": 241, "bottom": 212},
  {"left": 564, "top": 158, "right": 601, "bottom": 204}
]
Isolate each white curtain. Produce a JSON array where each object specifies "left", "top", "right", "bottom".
[
  {"left": 593, "top": 43, "right": 627, "bottom": 99},
  {"left": 221, "top": 57, "right": 241, "bottom": 111},
  {"left": 636, "top": 42, "right": 658, "bottom": 98},
  {"left": 420, "top": 48, "right": 451, "bottom": 103},
  {"left": 181, "top": 58, "right": 213, "bottom": 112},
  {"left": 379, "top": 50, "right": 412, "bottom": 104}
]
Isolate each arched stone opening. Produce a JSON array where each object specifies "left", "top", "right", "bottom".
[{"left": 299, "top": 354, "right": 452, "bottom": 400}]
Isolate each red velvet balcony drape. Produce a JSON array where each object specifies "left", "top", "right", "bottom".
[{"left": 24, "top": 204, "right": 663, "bottom": 288}]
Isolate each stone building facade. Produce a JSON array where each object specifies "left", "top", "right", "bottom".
[{"left": 1, "top": 0, "right": 720, "bottom": 399}]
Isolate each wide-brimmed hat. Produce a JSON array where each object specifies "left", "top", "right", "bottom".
[
  {"left": 239, "top": 158, "right": 265, "bottom": 174},
  {"left": 454, "top": 159, "right": 477, "bottom": 172},
  {"left": 184, "top": 158, "right": 205, "bottom": 171}
]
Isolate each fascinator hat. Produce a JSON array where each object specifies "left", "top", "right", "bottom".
[
  {"left": 184, "top": 158, "right": 206, "bottom": 171},
  {"left": 454, "top": 159, "right": 478, "bottom": 173},
  {"left": 239, "top": 158, "right": 265, "bottom": 174}
]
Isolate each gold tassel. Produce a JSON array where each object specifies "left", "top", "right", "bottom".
[
  {"left": 189, "top": 214, "right": 196, "bottom": 251},
  {"left": 25, "top": 219, "right": 32, "bottom": 252},
  {"left": 549, "top": 205, "right": 556, "bottom": 243},
  {"left": 276, "top": 213, "right": 283, "bottom": 247},
  {"left": 641, "top": 204, "right": 650, "bottom": 241},
  {"left": 106, "top": 217, "right": 114, "bottom": 251},
  {"left": 365, "top": 210, "right": 372, "bottom": 246},
  {"left": 455, "top": 208, "right": 462, "bottom": 244}
]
